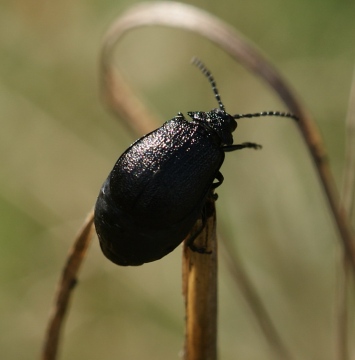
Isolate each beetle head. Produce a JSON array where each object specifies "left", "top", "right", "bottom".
[{"left": 188, "top": 108, "right": 237, "bottom": 146}]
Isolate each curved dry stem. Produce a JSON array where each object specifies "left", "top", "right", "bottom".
[
  {"left": 42, "top": 210, "right": 94, "bottom": 360},
  {"left": 101, "top": 1, "right": 355, "bottom": 269}
]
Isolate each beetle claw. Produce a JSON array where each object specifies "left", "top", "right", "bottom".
[{"left": 188, "top": 243, "right": 212, "bottom": 255}]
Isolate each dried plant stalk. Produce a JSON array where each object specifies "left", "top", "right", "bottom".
[
  {"left": 182, "top": 199, "right": 217, "bottom": 360},
  {"left": 42, "top": 210, "right": 94, "bottom": 360}
]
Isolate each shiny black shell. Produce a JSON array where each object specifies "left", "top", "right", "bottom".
[{"left": 94, "top": 114, "right": 224, "bottom": 265}]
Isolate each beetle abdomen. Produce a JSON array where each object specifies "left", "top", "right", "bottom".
[{"left": 95, "top": 172, "right": 204, "bottom": 265}]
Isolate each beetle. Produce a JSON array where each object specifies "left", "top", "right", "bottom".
[{"left": 94, "top": 58, "right": 298, "bottom": 266}]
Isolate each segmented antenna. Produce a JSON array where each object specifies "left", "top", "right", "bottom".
[
  {"left": 234, "top": 111, "right": 299, "bottom": 121},
  {"left": 192, "top": 57, "right": 299, "bottom": 122},
  {"left": 192, "top": 57, "right": 225, "bottom": 112}
]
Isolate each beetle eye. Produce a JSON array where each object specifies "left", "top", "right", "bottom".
[
  {"left": 222, "top": 113, "right": 237, "bottom": 132},
  {"left": 229, "top": 116, "right": 237, "bottom": 131}
]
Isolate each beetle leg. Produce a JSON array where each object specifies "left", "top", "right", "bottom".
[
  {"left": 187, "top": 225, "right": 211, "bottom": 254},
  {"left": 212, "top": 171, "right": 224, "bottom": 189},
  {"left": 186, "top": 205, "right": 212, "bottom": 254},
  {"left": 223, "top": 142, "right": 262, "bottom": 152}
]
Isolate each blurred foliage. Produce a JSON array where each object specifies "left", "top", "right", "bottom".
[{"left": 1, "top": 0, "right": 355, "bottom": 359}]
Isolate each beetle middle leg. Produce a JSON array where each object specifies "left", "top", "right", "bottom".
[
  {"left": 223, "top": 142, "right": 262, "bottom": 152},
  {"left": 186, "top": 218, "right": 211, "bottom": 254},
  {"left": 186, "top": 201, "right": 214, "bottom": 254}
]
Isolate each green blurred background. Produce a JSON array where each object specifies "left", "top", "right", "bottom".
[{"left": 1, "top": 0, "right": 355, "bottom": 359}]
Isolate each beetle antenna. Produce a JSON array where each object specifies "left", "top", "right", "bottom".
[
  {"left": 233, "top": 111, "right": 299, "bottom": 122},
  {"left": 192, "top": 57, "right": 225, "bottom": 112}
]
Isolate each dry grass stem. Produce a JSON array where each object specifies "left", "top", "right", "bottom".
[
  {"left": 182, "top": 199, "right": 217, "bottom": 360},
  {"left": 41, "top": 210, "right": 94, "bottom": 360}
]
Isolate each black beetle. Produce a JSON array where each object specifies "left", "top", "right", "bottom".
[{"left": 94, "top": 58, "right": 298, "bottom": 266}]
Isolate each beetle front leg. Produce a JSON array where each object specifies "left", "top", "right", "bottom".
[
  {"left": 186, "top": 204, "right": 212, "bottom": 254},
  {"left": 223, "top": 142, "right": 262, "bottom": 152}
]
